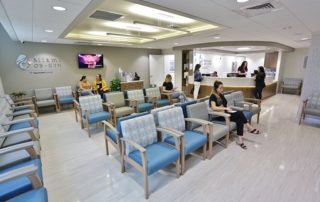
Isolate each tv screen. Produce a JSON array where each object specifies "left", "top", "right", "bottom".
[{"left": 78, "top": 54, "right": 103, "bottom": 68}]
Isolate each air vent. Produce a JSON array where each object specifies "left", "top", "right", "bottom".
[
  {"left": 90, "top": 10, "right": 123, "bottom": 21},
  {"left": 233, "top": 1, "right": 283, "bottom": 18},
  {"left": 246, "top": 3, "right": 275, "bottom": 10}
]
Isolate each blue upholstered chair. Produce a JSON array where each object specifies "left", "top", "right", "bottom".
[
  {"left": 145, "top": 87, "right": 170, "bottom": 108},
  {"left": 0, "top": 164, "right": 47, "bottom": 202},
  {"left": 78, "top": 95, "right": 111, "bottom": 137},
  {"left": 103, "top": 92, "right": 135, "bottom": 125},
  {"left": 32, "top": 88, "right": 58, "bottom": 114},
  {"left": 2, "top": 95, "right": 35, "bottom": 115},
  {"left": 119, "top": 113, "right": 181, "bottom": 199},
  {"left": 102, "top": 112, "right": 148, "bottom": 156},
  {"left": 55, "top": 86, "right": 75, "bottom": 111},
  {"left": 186, "top": 102, "right": 230, "bottom": 159},
  {"left": 126, "top": 90, "right": 154, "bottom": 113},
  {"left": 157, "top": 107, "right": 208, "bottom": 174}
]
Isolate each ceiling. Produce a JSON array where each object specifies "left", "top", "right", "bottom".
[{"left": 0, "top": 0, "right": 318, "bottom": 49}]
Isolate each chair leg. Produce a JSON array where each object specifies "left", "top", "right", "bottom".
[
  {"left": 257, "top": 113, "right": 260, "bottom": 124},
  {"left": 175, "top": 158, "right": 180, "bottom": 178},
  {"left": 75, "top": 109, "right": 78, "bottom": 122},
  {"left": 299, "top": 112, "right": 304, "bottom": 125},
  {"left": 202, "top": 143, "right": 207, "bottom": 160},
  {"left": 105, "top": 137, "right": 109, "bottom": 155},
  {"left": 144, "top": 173, "right": 149, "bottom": 199},
  {"left": 224, "top": 133, "right": 230, "bottom": 148},
  {"left": 87, "top": 121, "right": 91, "bottom": 138}
]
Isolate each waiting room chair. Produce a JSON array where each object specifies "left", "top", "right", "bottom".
[
  {"left": 0, "top": 164, "right": 47, "bottom": 202},
  {"left": 299, "top": 91, "right": 320, "bottom": 124},
  {"left": 174, "top": 100, "right": 198, "bottom": 118},
  {"left": 103, "top": 92, "right": 134, "bottom": 125},
  {"left": 55, "top": 86, "right": 75, "bottom": 111},
  {"left": 145, "top": 87, "right": 171, "bottom": 107},
  {"left": 186, "top": 102, "right": 230, "bottom": 159},
  {"left": 280, "top": 78, "right": 302, "bottom": 95},
  {"left": 102, "top": 112, "right": 148, "bottom": 156},
  {"left": 119, "top": 113, "right": 181, "bottom": 199},
  {"left": 75, "top": 95, "right": 111, "bottom": 137},
  {"left": 2, "top": 95, "right": 35, "bottom": 115},
  {"left": 157, "top": 107, "right": 208, "bottom": 174},
  {"left": 32, "top": 88, "right": 58, "bottom": 114},
  {"left": 126, "top": 89, "right": 154, "bottom": 113}
]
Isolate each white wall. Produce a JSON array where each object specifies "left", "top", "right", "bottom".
[
  {"left": 162, "top": 49, "right": 182, "bottom": 90},
  {"left": 281, "top": 48, "right": 308, "bottom": 79}
]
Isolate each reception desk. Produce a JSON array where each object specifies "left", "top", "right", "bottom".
[
  {"left": 120, "top": 80, "right": 144, "bottom": 91},
  {"left": 187, "top": 76, "right": 277, "bottom": 99}
]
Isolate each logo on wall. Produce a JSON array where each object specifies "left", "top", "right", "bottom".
[{"left": 16, "top": 54, "right": 62, "bottom": 74}]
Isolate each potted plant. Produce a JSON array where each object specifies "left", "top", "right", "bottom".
[
  {"left": 10, "top": 91, "right": 26, "bottom": 100},
  {"left": 110, "top": 78, "right": 121, "bottom": 91}
]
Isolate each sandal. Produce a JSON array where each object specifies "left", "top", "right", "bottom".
[
  {"left": 249, "top": 129, "right": 260, "bottom": 134},
  {"left": 236, "top": 142, "right": 247, "bottom": 149}
]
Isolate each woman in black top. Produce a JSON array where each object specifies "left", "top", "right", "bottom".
[
  {"left": 254, "top": 66, "right": 266, "bottom": 99},
  {"left": 162, "top": 74, "right": 187, "bottom": 102},
  {"left": 237, "top": 61, "right": 248, "bottom": 77},
  {"left": 209, "top": 81, "right": 260, "bottom": 149}
]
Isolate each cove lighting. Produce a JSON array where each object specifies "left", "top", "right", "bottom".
[
  {"left": 301, "top": 37, "right": 310, "bottom": 41},
  {"left": 104, "top": 21, "right": 159, "bottom": 33},
  {"left": 133, "top": 21, "right": 189, "bottom": 33},
  {"left": 106, "top": 33, "right": 156, "bottom": 40},
  {"left": 129, "top": 5, "right": 194, "bottom": 24},
  {"left": 45, "top": 29, "right": 53, "bottom": 33},
  {"left": 237, "top": 0, "right": 249, "bottom": 3},
  {"left": 52, "top": 6, "right": 66, "bottom": 11},
  {"left": 41, "top": 40, "right": 47, "bottom": 43},
  {"left": 237, "top": 47, "right": 251, "bottom": 51}
]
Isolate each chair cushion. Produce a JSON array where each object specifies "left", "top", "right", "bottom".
[
  {"left": 9, "top": 120, "right": 38, "bottom": 131},
  {"left": 211, "top": 120, "right": 237, "bottom": 131},
  {"left": 156, "top": 99, "right": 170, "bottom": 107},
  {"left": 106, "top": 129, "right": 118, "bottom": 144},
  {"left": 0, "top": 150, "right": 31, "bottom": 170},
  {"left": 34, "top": 88, "right": 53, "bottom": 101},
  {"left": 8, "top": 187, "right": 47, "bottom": 202},
  {"left": 243, "top": 104, "right": 260, "bottom": 114},
  {"left": 87, "top": 111, "right": 110, "bottom": 124},
  {"left": 36, "top": 100, "right": 55, "bottom": 107},
  {"left": 121, "top": 114, "right": 157, "bottom": 153},
  {"left": 59, "top": 96, "right": 74, "bottom": 105},
  {"left": 104, "top": 92, "right": 125, "bottom": 108},
  {"left": 114, "top": 107, "right": 134, "bottom": 117},
  {"left": 137, "top": 103, "right": 153, "bottom": 112},
  {"left": 165, "top": 130, "right": 207, "bottom": 155},
  {"left": 128, "top": 142, "right": 179, "bottom": 175},
  {"left": 0, "top": 159, "right": 42, "bottom": 201},
  {"left": 175, "top": 100, "right": 197, "bottom": 118},
  {"left": 2, "top": 133, "right": 33, "bottom": 148},
  {"left": 194, "top": 124, "right": 229, "bottom": 141}
]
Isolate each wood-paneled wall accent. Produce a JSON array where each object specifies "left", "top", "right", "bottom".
[
  {"left": 120, "top": 81, "right": 144, "bottom": 91},
  {"left": 188, "top": 82, "right": 278, "bottom": 99},
  {"left": 264, "top": 52, "right": 279, "bottom": 69}
]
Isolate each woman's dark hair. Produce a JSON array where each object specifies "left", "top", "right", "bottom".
[
  {"left": 194, "top": 64, "right": 201, "bottom": 72},
  {"left": 213, "top": 80, "right": 223, "bottom": 92},
  {"left": 258, "top": 66, "right": 265, "bottom": 73},
  {"left": 239, "top": 61, "right": 248, "bottom": 72},
  {"left": 80, "top": 76, "right": 86, "bottom": 81},
  {"left": 97, "top": 74, "right": 102, "bottom": 81}
]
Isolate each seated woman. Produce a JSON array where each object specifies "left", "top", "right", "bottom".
[
  {"left": 79, "top": 76, "right": 93, "bottom": 96},
  {"left": 92, "top": 74, "right": 109, "bottom": 98},
  {"left": 210, "top": 80, "right": 260, "bottom": 149},
  {"left": 162, "top": 74, "right": 188, "bottom": 102}
]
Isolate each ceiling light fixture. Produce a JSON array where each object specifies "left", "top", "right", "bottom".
[
  {"left": 133, "top": 21, "right": 189, "bottom": 33},
  {"left": 300, "top": 37, "right": 310, "bottom": 41},
  {"left": 45, "top": 29, "right": 53, "bottom": 33},
  {"left": 52, "top": 6, "right": 66, "bottom": 11},
  {"left": 237, "top": 0, "right": 249, "bottom": 3},
  {"left": 174, "top": 43, "right": 179, "bottom": 45},
  {"left": 106, "top": 33, "right": 156, "bottom": 40},
  {"left": 213, "top": 36, "right": 221, "bottom": 39},
  {"left": 104, "top": 21, "right": 159, "bottom": 33},
  {"left": 41, "top": 40, "right": 47, "bottom": 43}
]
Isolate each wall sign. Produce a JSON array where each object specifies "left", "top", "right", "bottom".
[{"left": 16, "top": 54, "right": 62, "bottom": 74}]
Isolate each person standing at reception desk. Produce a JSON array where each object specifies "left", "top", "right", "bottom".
[
  {"left": 254, "top": 66, "right": 266, "bottom": 99},
  {"left": 237, "top": 61, "right": 248, "bottom": 77},
  {"left": 193, "top": 64, "right": 203, "bottom": 99}
]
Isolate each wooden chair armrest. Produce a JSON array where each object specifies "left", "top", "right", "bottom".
[
  {"left": 11, "top": 104, "right": 34, "bottom": 110},
  {"left": 125, "top": 99, "right": 138, "bottom": 108},
  {"left": 102, "top": 120, "right": 118, "bottom": 135},
  {"left": 0, "top": 165, "right": 41, "bottom": 188},
  {"left": 208, "top": 111, "right": 231, "bottom": 118},
  {"left": 184, "top": 118, "right": 211, "bottom": 126},
  {"left": 0, "top": 142, "right": 34, "bottom": 156},
  {"left": 156, "top": 127, "right": 183, "bottom": 138},
  {"left": 0, "top": 127, "right": 36, "bottom": 139},
  {"left": 121, "top": 138, "right": 146, "bottom": 153},
  {"left": 2, "top": 117, "right": 36, "bottom": 126},
  {"left": 230, "top": 106, "right": 244, "bottom": 111}
]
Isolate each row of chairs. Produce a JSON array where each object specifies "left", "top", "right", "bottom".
[
  {"left": 73, "top": 87, "right": 181, "bottom": 137},
  {"left": 100, "top": 91, "right": 261, "bottom": 199},
  {"left": 0, "top": 95, "right": 48, "bottom": 201}
]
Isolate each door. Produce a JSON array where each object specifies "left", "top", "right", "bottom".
[{"left": 149, "top": 55, "right": 165, "bottom": 87}]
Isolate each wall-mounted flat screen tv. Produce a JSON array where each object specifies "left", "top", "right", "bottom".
[{"left": 78, "top": 54, "right": 104, "bottom": 68}]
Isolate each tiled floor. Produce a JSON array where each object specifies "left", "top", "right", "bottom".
[{"left": 39, "top": 94, "right": 320, "bottom": 202}]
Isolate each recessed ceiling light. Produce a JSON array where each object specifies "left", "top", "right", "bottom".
[
  {"left": 174, "top": 42, "right": 179, "bottom": 45},
  {"left": 213, "top": 36, "right": 221, "bottom": 39},
  {"left": 41, "top": 40, "right": 47, "bottom": 43},
  {"left": 52, "top": 6, "right": 66, "bottom": 11},
  {"left": 45, "top": 29, "right": 53, "bottom": 33},
  {"left": 237, "top": 0, "right": 249, "bottom": 3},
  {"left": 301, "top": 37, "right": 310, "bottom": 41},
  {"left": 97, "top": 44, "right": 102, "bottom": 46},
  {"left": 147, "top": 47, "right": 152, "bottom": 49},
  {"left": 237, "top": 47, "right": 251, "bottom": 51}
]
